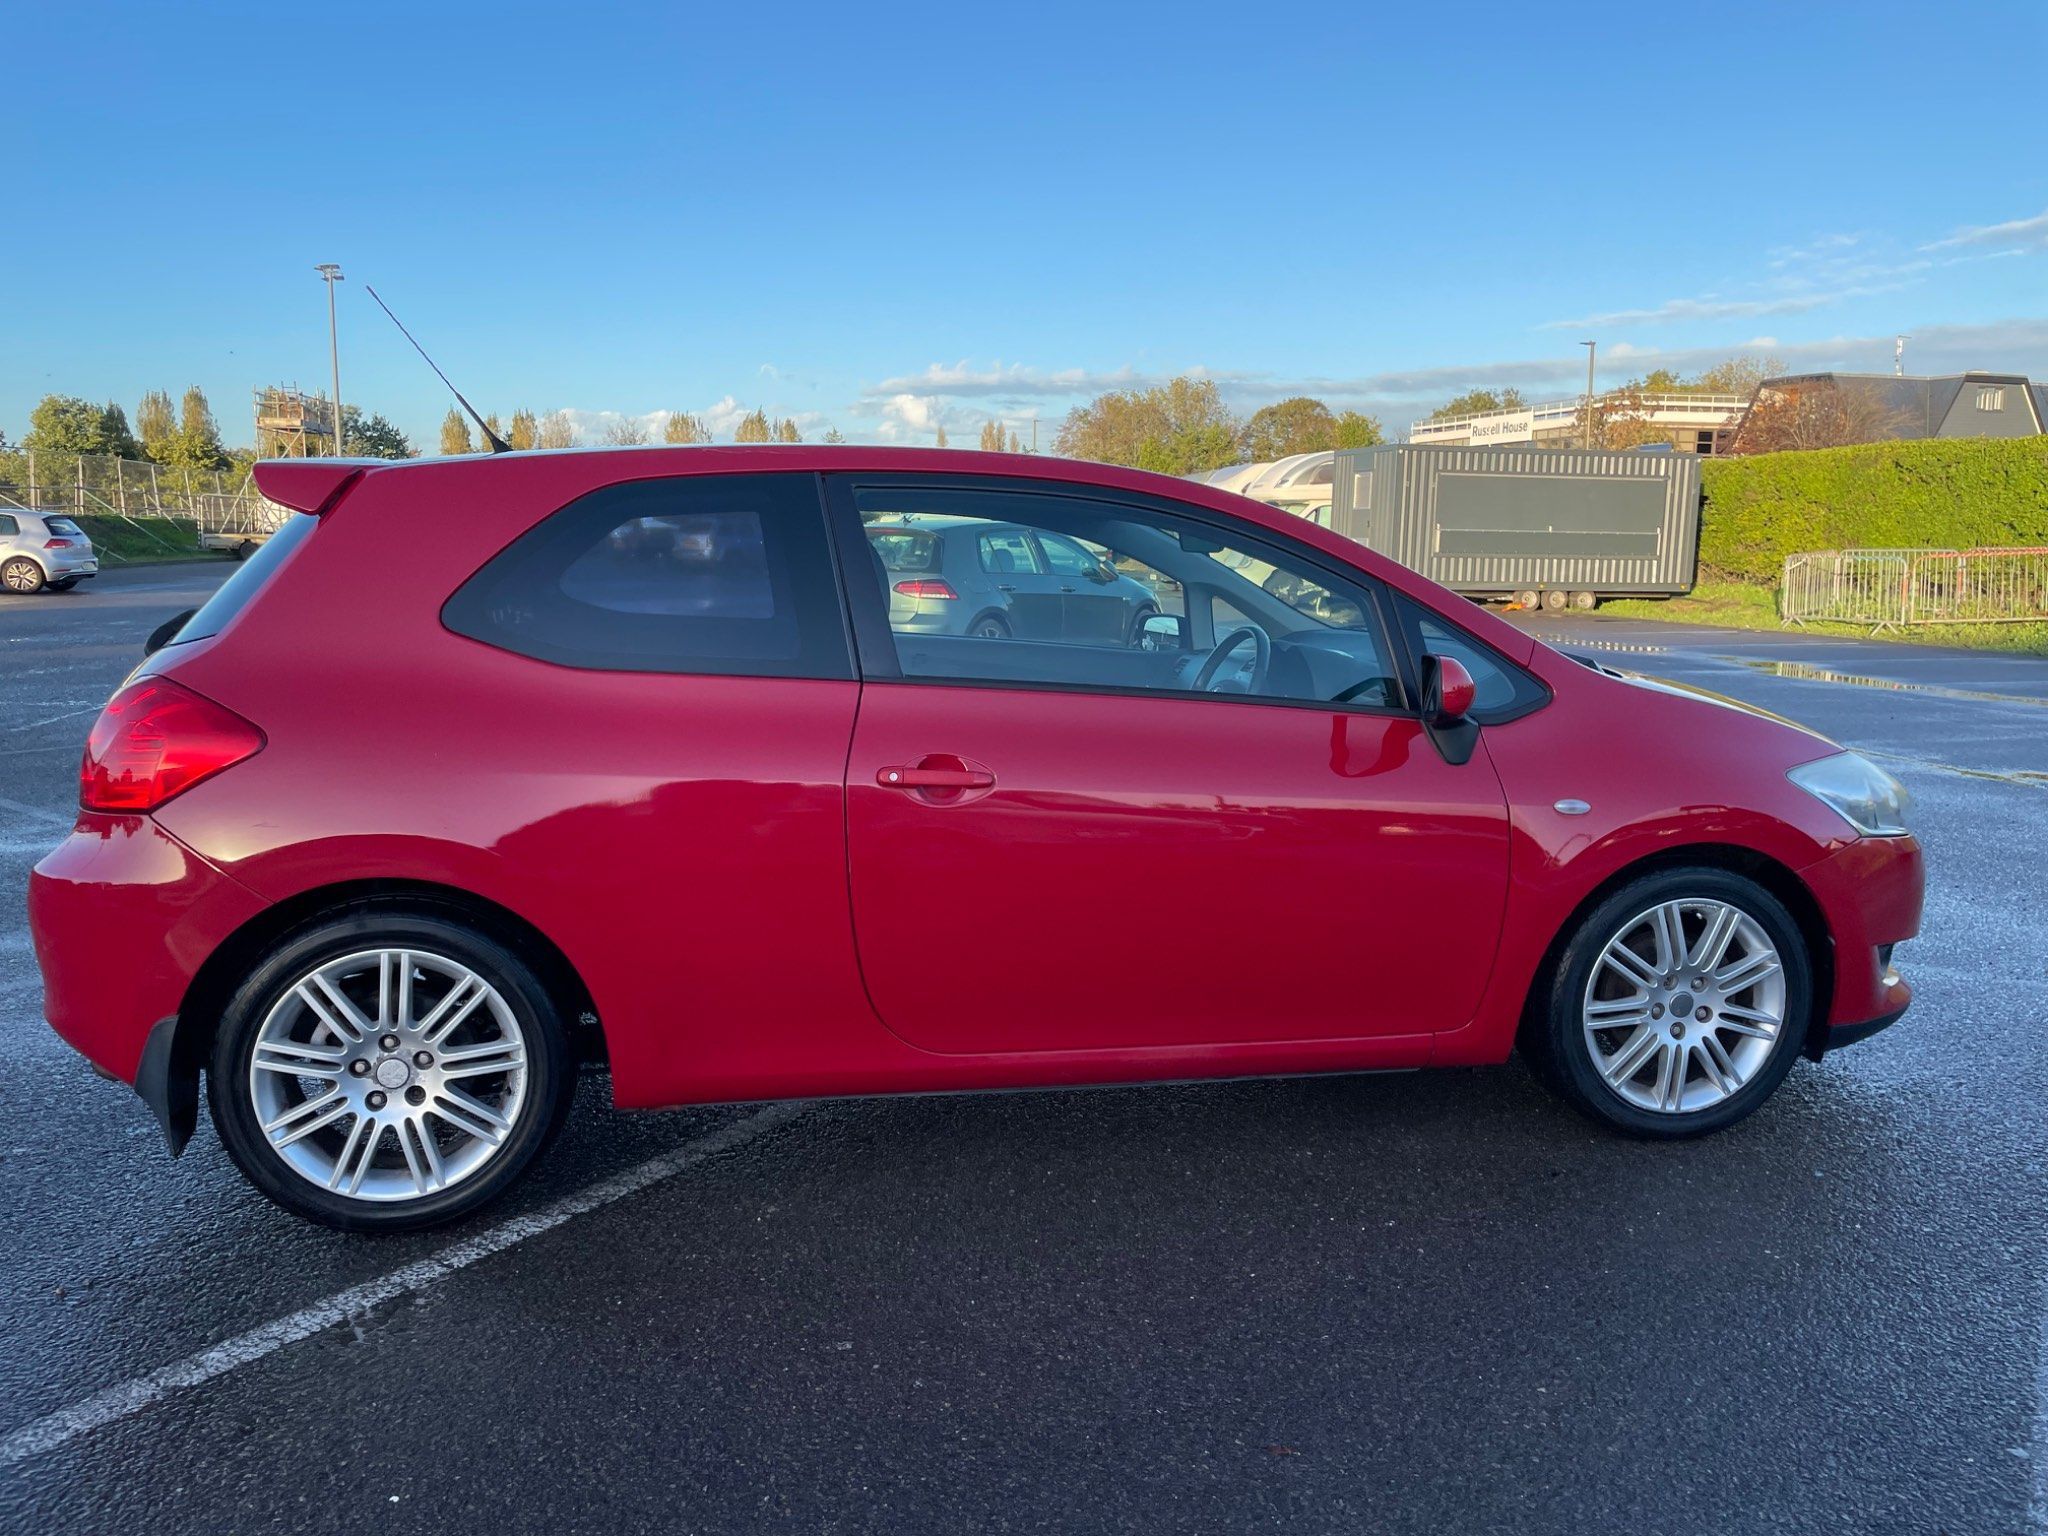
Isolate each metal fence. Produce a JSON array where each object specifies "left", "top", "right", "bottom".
[
  {"left": 1781, "top": 547, "right": 2048, "bottom": 629},
  {"left": 0, "top": 452, "right": 282, "bottom": 560}
]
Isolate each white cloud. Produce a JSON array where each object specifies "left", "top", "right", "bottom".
[
  {"left": 1542, "top": 284, "right": 1908, "bottom": 330},
  {"left": 1923, "top": 208, "right": 2048, "bottom": 251}
]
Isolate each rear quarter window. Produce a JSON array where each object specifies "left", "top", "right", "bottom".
[
  {"left": 442, "top": 472, "right": 852, "bottom": 679},
  {"left": 171, "top": 513, "right": 320, "bottom": 645}
]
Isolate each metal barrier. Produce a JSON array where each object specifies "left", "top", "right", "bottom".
[{"left": 1781, "top": 547, "right": 2048, "bottom": 629}]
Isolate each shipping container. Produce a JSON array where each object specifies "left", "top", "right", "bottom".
[{"left": 1326, "top": 444, "right": 1700, "bottom": 606}]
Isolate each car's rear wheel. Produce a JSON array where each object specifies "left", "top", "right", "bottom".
[
  {"left": 2, "top": 557, "right": 46, "bottom": 594},
  {"left": 208, "top": 907, "right": 574, "bottom": 1230},
  {"left": 1524, "top": 868, "right": 1811, "bottom": 1137}
]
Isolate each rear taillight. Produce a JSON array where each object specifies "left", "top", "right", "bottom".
[
  {"left": 893, "top": 579, "right": 958, "bottom": 600},
  {"left": 79, "top": 678, "right": 264, "bottom": 813},
  {"left": 44, "top": 538, "right": 75, "bottom": 549}
]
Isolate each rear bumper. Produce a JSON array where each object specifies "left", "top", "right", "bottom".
[{"left": 29, "top": 813, "right": 265, "bottom": 1094}]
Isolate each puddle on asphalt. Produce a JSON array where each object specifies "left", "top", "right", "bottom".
[{"left": 1718, "top": 657, "right": 2048, "bottom": 709}]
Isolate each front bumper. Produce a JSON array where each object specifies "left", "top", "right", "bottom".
[
  {"left": 1799, "top": 833, "right": 1924, "bottom": 1055},
  {"left": 30, "top": 813, "right": 266, "bottom": 1141}
]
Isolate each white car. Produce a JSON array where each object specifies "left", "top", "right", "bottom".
[{"left": 0, "top": 508, "right": 99, "bottom": 593}]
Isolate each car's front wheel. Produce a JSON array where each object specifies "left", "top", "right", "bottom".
[
  {"left": 208, "top": 906, "right": 574, "bottom": 1230},
  {"left": 1524, "top": 868, "right": 1812, "bottom": 1137}
]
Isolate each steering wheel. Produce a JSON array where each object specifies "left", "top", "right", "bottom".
[{"left": 1192, "top": 625, "right": 1271, "bottom": 693}]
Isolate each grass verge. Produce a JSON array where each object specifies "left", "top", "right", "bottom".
[
  {"left": 1597, "top": 581, "right": 2048, "bottom": 655},
  {"left": 72, "top": 515, "right": 213, "bottom": 565}
]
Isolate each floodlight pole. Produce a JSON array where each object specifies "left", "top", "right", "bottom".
[
  {"left": 316, "top": 264, "right": 345, "bottom": 454},
  {"left": 1580, "top": 340, "right": 1597, "bottom": 450}
]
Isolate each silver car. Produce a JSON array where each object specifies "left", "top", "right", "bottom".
[
  {"left": 865, "top": 514, "right": 1161, "bottom": 644},
  {"left": 0, "top": 508, "right": 99, "bottom": 594}
]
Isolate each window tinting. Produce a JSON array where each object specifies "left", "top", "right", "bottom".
[
  {"left": 172, "top": 512, "right": 320, "bottom": 646},
  {"left": 43, "top": 516, "right": 83, "bottom": 536},
  {"left": 848, "top": 483, "right": 1399, "bottom": 711},
  {"left": 444, "top": 473, "right": 850, "bottom": 678},
  {"left": 868, "top": 528, "right": 940, "bottom": 572},
  {"left": 0, "top": 515, "right": 17, "bottom": 536}
]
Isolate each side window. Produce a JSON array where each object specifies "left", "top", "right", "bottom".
[
  {"left": 444, "top": 473, "right": 851, "bottom": 679},
  {"left": 0, "top": 515, "right": 18, "bottom": 535},
  {"left": 846, "top": 482, "right": 1400, "bottom": 711},
  {"left": 1394, "top": 595, "right": 1547, "bottom": 722},
  {"left": 976, "top": 529, "right": 1040, "bottom": 575},
  {"left": 1036, "top": 533, "right": 1097, "bottom": 577}
]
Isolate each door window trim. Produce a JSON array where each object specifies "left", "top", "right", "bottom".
[{"left": 822, "top": 472, "right": 1416, "bottom": 719}]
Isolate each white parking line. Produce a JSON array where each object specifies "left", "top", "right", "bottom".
[{"left": 0, "top": 1099, "right": 810, "bottom": 1469}]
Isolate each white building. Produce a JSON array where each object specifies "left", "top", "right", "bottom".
[{"left": 1408, "top": 391, "right": 1748, "bottom": 454}]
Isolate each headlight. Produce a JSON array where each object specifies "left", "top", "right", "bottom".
[{"left": 1788, "top": 752, "right": 1911, "bottom": 837}]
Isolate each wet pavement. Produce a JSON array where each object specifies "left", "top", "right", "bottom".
[{"left": 2, "top": 570, "right": 2045, "bottom": 1534}]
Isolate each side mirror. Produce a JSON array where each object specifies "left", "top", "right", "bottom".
[
  {"left": 1089, "top": 561, "right": 1118, "bottom": 584},
  {"left": 144, "top": 607, "right": 198, "bottom": 657},
  {"left": 1137, "top": 612, "right": 1185, "bottom": 651},
  {"left": 1423, "top": 654, "right": 1477, "bottom": 724}
]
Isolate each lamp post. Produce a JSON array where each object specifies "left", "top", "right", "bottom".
[
  {"left": 1580, "top": 340, "right": 1597, "bottom": 450},
  {"left": 315, "top": 264, "right": 345, "bottom": 455}
]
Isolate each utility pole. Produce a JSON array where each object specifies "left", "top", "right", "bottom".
[
  {"left": 1580, "top": 340, "right": 1597, "bottom": 450},
  {"left": 1895, "top": 335, "right": 1909, "bottom": 377},
  {"left": 315, "top": 264, "right": 345, "bottom": 454}
]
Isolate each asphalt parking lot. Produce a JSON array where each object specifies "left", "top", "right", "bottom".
[{"left": 3, "top": 564, "right": 2045, "bottom": 1534}]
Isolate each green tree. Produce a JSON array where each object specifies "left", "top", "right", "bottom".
[
  {"left": 734, "top": 409, "right": 772, "bottom": 444},
  {"left": 136, "top": 390, "right": 178, "bottom": 460},
  {"left": 170, "top": 385, "right": 225, "bottom": 469},
  {"left": 1332, "top": 410, "right": 1383, "bottom": 449},
  {"left": 663, "top": 412, "right": 710, "bottom": 444},
  {"left": 508, "top": 409, "right": 540, "bottom": 451},
  {"left": 97, "top": 402, "right": 141, "bottom": 459},
  {"left": 1056, "top": 375, "right": 1241, "bottom": 475},
  {"left": 1427, "top": 388, "right": 1526, "bottom": 422},
  {"left": 23, "top": 394, "right": 123, "bottom": 458},
  {"left": 440, "top": 408, "right": 475, "bottom": 455},
  {"left": 1240, "top": 396, "right": 1336, "bottom": 459},
  {"left": 342, "top": 407, "right": 415, "bottom": 459},
  {"left": 1693, "top": 355, "right": 1784, "bottom": 398}
]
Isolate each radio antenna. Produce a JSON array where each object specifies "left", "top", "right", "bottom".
[{"left": 363, "top": 284, "right": 511, "bottom": 453}]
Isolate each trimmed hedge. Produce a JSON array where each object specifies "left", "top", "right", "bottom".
[{"left": 1698, "top": 436, "right": 2048, "bottom": 583}]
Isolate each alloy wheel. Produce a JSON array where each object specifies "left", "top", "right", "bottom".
[
  {"left": 1581, "top": 898, "right": 1787, "bottom": 1115},
  {"left": 247, "top": 947, "right": 530, "bottom": 1202}
]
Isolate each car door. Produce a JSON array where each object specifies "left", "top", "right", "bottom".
[
  {"left": 971, "top": 524, "right": 1063, "bottom": 639},
  {"left": 832, "top": 474, "right": 1515, "bottom": 1055},
  {"left": 1034, "top": 530, "right": 1126, "bottom": 644}
]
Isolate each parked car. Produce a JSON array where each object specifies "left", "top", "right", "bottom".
[
  {"left": 30, "top": 447, "right": 1923, "bottom": 1230},
  {"left": 865, "top": 513, "right": 1160, "bottom": 643},
  {"left": 0, "top": 508, "right": 99, "bottom": 593}
]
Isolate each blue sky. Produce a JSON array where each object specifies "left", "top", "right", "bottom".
[{"left": 5, "top": 0, "right": 2046, "bottom": 450}]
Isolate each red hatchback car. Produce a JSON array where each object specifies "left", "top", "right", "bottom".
[{"left": 30, "top": 447, "right": 1923, "bottom": 1229}]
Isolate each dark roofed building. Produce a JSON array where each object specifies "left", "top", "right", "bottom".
[{"left": 1741, "top": 370, "right": 2044, "bottom": 448}]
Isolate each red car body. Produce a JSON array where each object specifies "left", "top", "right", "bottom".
[{"left": 30, "top": 447, "right": 1922, "bottom": 1155}]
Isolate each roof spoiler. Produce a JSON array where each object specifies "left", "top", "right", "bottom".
[{"left": 252, "top": 460, "right": 368, "bottom": 516}]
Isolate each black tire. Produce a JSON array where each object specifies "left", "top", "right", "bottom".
[
  {"left": 1522, "top": 867, "right": 1812, "bottom": 1139},
  {"left": 970, "top": 613, "right": 1011, "bottom": 639},
  {"left": 207, "top": 905, "right": 575, "bottom": 1231},
  {"left": 2, "top": 557, "right": 46, "bottom": 595},
  {"left": 233, "top": 541, "right": 256, "bottom": 561},
  {"left": 1541, "top": 588, "right": 1569, "bottom": 613}
]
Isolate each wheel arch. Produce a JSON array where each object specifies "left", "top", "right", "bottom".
[
  {"left": 159, "top": 878, "right": 604, "bottom": 1155},
  {"left": 1513, "top": 842, "right": 1835, "bottom": 1062},
  {"left": 3, "top": 552, "right": 49, "bottom": 587}
]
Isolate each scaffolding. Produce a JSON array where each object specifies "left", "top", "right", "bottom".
[{"left": 255, "top": 385, "right": 339, "bottom": 458}]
